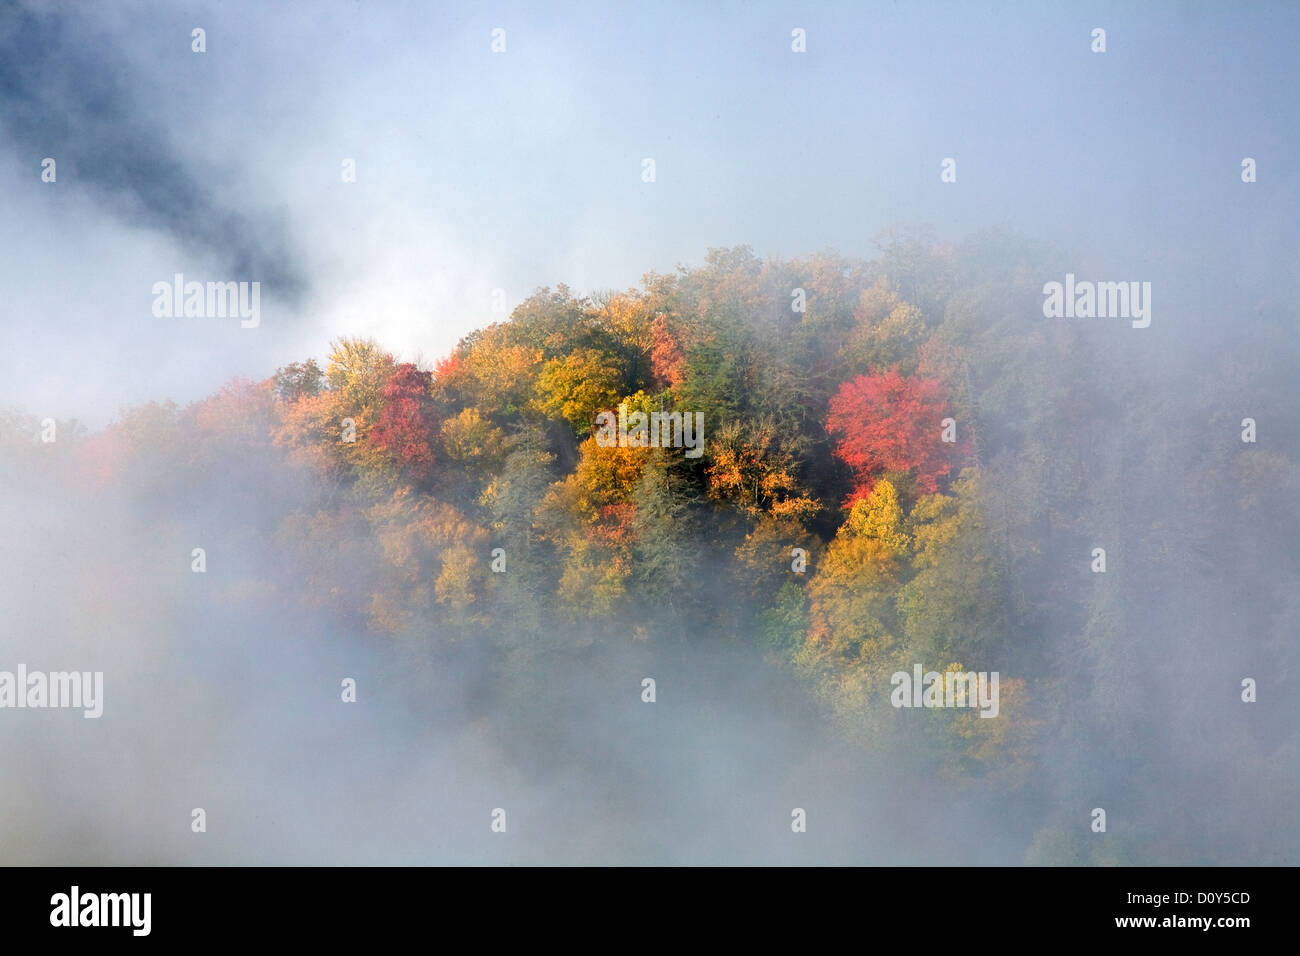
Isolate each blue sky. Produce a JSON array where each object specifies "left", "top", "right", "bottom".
[{"left": 1, "top": 0, "right": 1296, "bottom": 425}]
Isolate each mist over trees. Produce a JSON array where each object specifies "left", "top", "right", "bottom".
[{"left": 4, "top": 228, "right": 1297, "bottom": 864}]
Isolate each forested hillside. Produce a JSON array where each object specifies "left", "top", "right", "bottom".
[{"left": 5, "top": 229, "right": 1296, "bottom": 864}]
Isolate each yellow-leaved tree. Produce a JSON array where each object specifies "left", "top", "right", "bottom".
[{"left": 793, "top": 478, "right": 911, "bottom": 746}]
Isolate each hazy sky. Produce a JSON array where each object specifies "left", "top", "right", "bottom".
[{"left": 1, "top": 0, "right": 1296, "bottom": 426}]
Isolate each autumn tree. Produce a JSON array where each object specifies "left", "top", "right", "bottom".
[
  {"left": 272, "top": 359, "right": 324, "bottom": 403},
  {"left": 536, "top": 428, "right": 658, "bottom": 616},
  {"left": 791, "top": 478, "right": 911, "bottom": 747},
  {"left": 532, "top": 348, "right": 626, "bottom": 435},
  {"left": 364, "top": 491, "right": 492, "bottom": 635},
  {"left": 441, "top": 407, "right": 506, "bottom": 471},
  {"left": 274, "top": 338, "right": 397, "bottom": 484},
  {"left": 595, "top": 292, "right": 657, "bottom": 389},
  {"left": 649, "top": 314, "right": 687, "bottom": 389},
  {"left": 455, "top": 333, "right": 544, "bottom": 418},
  {"left": 324, "top": 338, "right": 397, "bottom": 422},
  {"left": 706, "top": 418, "right": 820, "bottom": 522},
  {"left": 840, "top": 278, "right": 928, "bottom": 375},
  {"left": 897, "top": 470, "right": 1007, "bottom": 663},
  {"left": 826, "top": 366, "right": 970, "bottom": 501},
  {"left": 369, "top": 363, "right": 439, "bottom": 486},
  {"left": 800, "top": 478, "right": 909, "bottom": 665}
]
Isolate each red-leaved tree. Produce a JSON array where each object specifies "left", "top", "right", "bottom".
[
  {"left": 370, "top": 363, "right": 438, "bottom": 484},
  {"left": 826, "top": 367, "right": 970, "bottom": 500}
]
